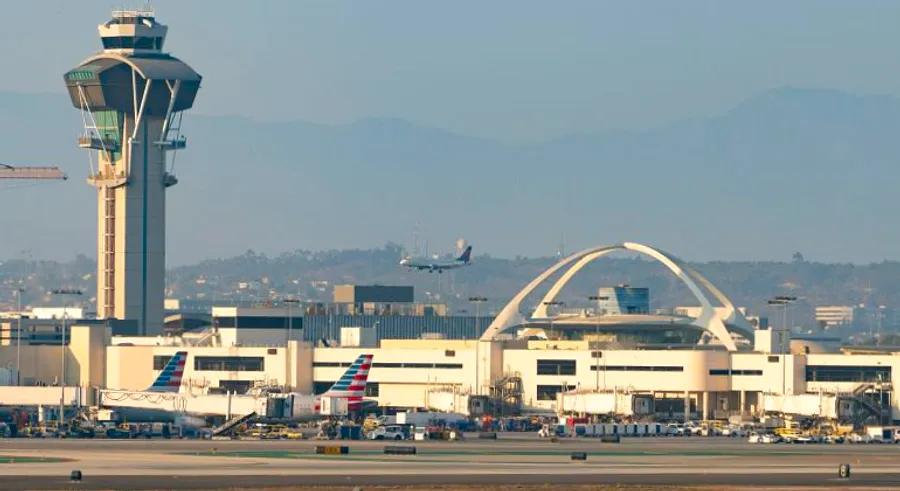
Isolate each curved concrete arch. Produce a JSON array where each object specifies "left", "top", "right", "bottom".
[
  {"left": 479, "top": 244, "right": 621, "bottom": 342},
  {"left": 646, "top": 245, "right": 755, "bottom": 338},
  {"left": 531, "top": 247, "right": 620, "bottom": 319},
  {"left": 534, "top": 242, "right": 715, "bottom": 318},
  {"left": 481, "top": 241, "right": 740, "bottom": 351}
]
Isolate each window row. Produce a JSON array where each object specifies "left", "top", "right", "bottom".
[
  {"left": 805, "top": 365, "right": 891, "bottom": 383},
  {"left": 590, "top": 365, "right": 683, "bottom": 372},
  {"left": 153, "top": 355, "right": 265, "bottom": 372},
  {"left": 537, "top": 359, "right": 576, "bottom": 375},
  {"left": 313, "top": 361, "right": 462, "bottom": 369},
  {"left": 708, "top": 369, "right": 763, "bottom": 376},
  {"left": 101, "top": 36, "right": 164, "bottom": 50}
]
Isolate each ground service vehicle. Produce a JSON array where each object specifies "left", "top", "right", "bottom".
[{"left": 368, "top": 425, "right": 406, "bottom": 440}]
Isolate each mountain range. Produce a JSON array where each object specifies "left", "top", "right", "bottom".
[{"left": 1, "top": 86, "right": 898, "bottom": 264}]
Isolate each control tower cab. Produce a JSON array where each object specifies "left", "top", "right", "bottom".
[
  {"left": 98, "top": 10, "right": 168, "bottom": 54},
  {"left": 63, "top": 10, "right": 202, "bottom": 335}
]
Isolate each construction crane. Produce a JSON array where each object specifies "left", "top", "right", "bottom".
[{"left": 0, "top": 164, "right": 67, "bottom": 181}]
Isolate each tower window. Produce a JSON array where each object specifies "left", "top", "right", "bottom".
[{"left": 102, "top": 37, "right": 161, "bottom": 50}]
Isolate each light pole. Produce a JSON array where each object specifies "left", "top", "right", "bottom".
[
  {"left": 588, "top": 295, "right": 603, "bottom": 391},
  {"left": 282, "top": 298, "right": 300, "bottom": 392},
  {"left": 768, "top": 296, "right": 796, "bottom": 396},
  {"left": 770, "top": 295, "right": 797, "bottom": 332},
  {"left": 13, "top": 287, "right": 24, "bottom": 386},
  {"left": 543, "top": 301, "right": 564, "bottom": 340},
  {"left": 283, "top": 298, "right": 300, "bottom": 344},
  {"left": 469, "top": 296, "right": 487, "bottom": 396},
  {"left": 51, "top": 288, "right": 82, "bottom": 431}
]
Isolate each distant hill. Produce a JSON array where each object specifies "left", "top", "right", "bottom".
[
  {"left": 1, "top": 87, "right": 899, "bottom": 263},
  {"left": 2, "top": 246, "right": 899, "bottom": 332}
]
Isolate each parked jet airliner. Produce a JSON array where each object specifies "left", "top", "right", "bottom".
[{"left": 101, "top": 353, "right": 375, "bottom": 421}]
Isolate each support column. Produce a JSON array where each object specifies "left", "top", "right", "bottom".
[
  {"left": 683, "top": 391, "right": 691, "bottom": 422},
  {"left": 702, "top": 391, "right": 709, "bottom": 421},
  {"left": 740, "top": 390, "right": 746, "bottom": 416}
]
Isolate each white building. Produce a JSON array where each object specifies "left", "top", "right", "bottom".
[{"left": 816, "top": 306, "right": 856, "bottom": 329}]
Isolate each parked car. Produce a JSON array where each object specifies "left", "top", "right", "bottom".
[
  {"left": 848, "top": 433, "right": 872, "bottom": 444},
  {"left": 685, "top": 421, "right": 703, "bottom": 436},
  {"left": 760, "top": 433, "right": 781, "bottom": 444},
  {"left": 722, "top": 425, "right": 747, "bottom": 438},
  {"left": 368, "top": 425, "right": 406, "bottom": 440},
  {"left": 823, "top": 434, "right": 845, "bottom": 444},
  {"left": 666, "top": 423, "right": 686, "bottom": 436}
]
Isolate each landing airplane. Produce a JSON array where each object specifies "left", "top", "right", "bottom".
[{"left": 400, "top": 245, "right": 472, "bottom": 273}]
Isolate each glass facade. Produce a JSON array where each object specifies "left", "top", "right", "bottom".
[
  {"left": 805, "top": 365, "right": 891, "bottom": 383},
  {"left": 313, "top": 361, "right": 462, "bottom": 369},
  {"left": 152, "top": 355, "right": 173, "bottom": 370},
  {"left": 194, "top": 356, "right": 264, "bottom": 372},
  {"left": 101, "top": 36, "right": 163, "bottom": 50},
  {"left": 214, "top": 315, "right": 303, "bottom": 329},
  {"left": 536, "top": 359, "right": 577, "bottom": 375},
  {"left": 708, "top": 369, "right": 763, "bottom": 376},
  {"left": 590, "top": 365, "right": 683, "bottom": 372},
  {"left": 595, "top": 286, "right": 650, "bottom": 315},
  {"left": 537, "top": 384, "right": 576, "bottom": 401}
]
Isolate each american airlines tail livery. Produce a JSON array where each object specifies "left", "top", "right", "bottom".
[{"left": 146, "top": 351, "right": 188, "bottom": 392}]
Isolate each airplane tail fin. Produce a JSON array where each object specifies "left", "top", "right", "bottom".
[
  {"left": 457, "top": 245, "right": 472, "bottom": 263},
  {"left": 147, "top": 351, "right": 188, "bottom": 393},
  {"left": 323, "top": 354, "right": 373, "bottom": 398}
]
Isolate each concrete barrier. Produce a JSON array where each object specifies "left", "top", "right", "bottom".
[
  {"left": 315, "top": 445, "right": 349, "bottom": 455},
  {"left": 384, "top": 446, "right": 417, "bottom": 455},
  {"left": 478, "top": 432, "right": 498, "bottom": 439}
]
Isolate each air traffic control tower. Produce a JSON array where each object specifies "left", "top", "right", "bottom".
[{"left": 64, "top": 10, "right": 201, "bottom": 334}]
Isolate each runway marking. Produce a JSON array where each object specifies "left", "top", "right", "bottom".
[{"left": 0, "top": 456, "right": 70, "bottom": 464}]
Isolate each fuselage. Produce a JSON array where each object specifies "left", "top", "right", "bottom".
[{"left": 400, "top": 257, "right": 469, "bottom": 271}]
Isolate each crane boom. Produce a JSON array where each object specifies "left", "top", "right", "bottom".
[{"left": 0, "top": 164, "right": 67, "bottom": 180}]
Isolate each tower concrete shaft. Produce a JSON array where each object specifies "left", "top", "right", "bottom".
[
  {"left": 64, "top": 9, "right": 201, "bottom": 335},
  {"left": 92, "top": 117, "right": 168, "bottom": 331}
]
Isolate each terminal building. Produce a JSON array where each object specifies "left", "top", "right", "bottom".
[{"left": 1, "top": 242, "right": 898, "bottom": 427}]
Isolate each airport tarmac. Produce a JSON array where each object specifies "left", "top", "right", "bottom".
[{"left": 0, "top": 435, "right": 899, "bottom": 489}]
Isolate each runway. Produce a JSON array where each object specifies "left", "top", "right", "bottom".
[{"left": 1, "top": 435, "right": 899, "bottom": 489}]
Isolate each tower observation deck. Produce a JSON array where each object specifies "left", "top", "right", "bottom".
[{"left": 63, "top": 9, "right": 202, "bottom": 334}]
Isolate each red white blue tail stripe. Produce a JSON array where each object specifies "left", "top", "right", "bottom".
[
  {"left": 148, "top": 351, "right": 187, "bottom": 393},
  {"left": 319, "top": 354, "right": 373, "bottom": 411}
]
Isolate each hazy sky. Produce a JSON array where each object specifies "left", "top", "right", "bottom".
[
  {"left": 2, "top": 2, "right": 900, "bottom": 264},
  {"left": 4, "top": 1, "right": 900, "bottom": 142}
]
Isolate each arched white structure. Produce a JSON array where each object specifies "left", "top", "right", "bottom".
[{"left": 480, "top": 242, "right": 748, "bottom": 351}]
